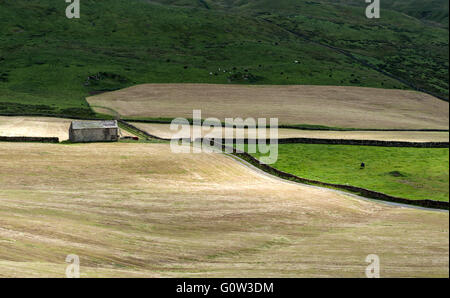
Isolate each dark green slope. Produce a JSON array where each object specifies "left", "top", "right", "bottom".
[
  {"left": 332, "top": 0, "right": 449, "bottom": 27},
  {"left": 0, "top": 0, "right": 447, "bottom": 117},
  {"left": 153, "top": 0, "right": 450, "bottom": 100},
  {"left": 157, "top": 0, "right": 450, "bottom": 26}
]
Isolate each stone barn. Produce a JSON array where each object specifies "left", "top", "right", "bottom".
[{"left": 69, "top": 120, "right": 119, "bottom": 143}]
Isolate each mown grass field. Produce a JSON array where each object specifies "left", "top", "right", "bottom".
[
  {"left": 88, "top": 84, "right": 449, "bottom": 129},
  {"left": 249, "top": 144, "right": 449, "bottom": 202},
  {"left": 0, "top": 116, "right": 71, "bottom": 141},
  {"left": 0, "top": 142, "right": 448, "bottom": 277},
  {"left": 0, "top": 0, "right": 448, "bottom": 118}
]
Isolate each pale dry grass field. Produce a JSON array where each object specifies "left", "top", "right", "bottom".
[
  {"left": 132, "top": 123, "right": 450, "bottom": 142},
  {"left": 0, "top": 116, "right": 133, "bottom": 141},
  {"left": 0, "top": 142, "right": 448, "bottom": 277},
  {"left": 87, "top": 84, "right": 449, "bottom": 130},
  {"left": 0, "top": 116, "right": 72, "bottom": 141}
]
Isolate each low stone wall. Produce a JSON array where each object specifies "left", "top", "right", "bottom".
[
  {"left": 0, "top": 136, "right": 59, "bottom": 143},
  {"left": 195, "top": 138, "right": 449, "bottom": 148},
  {"left": 117, "top": 120, "right": 170, "bottom": 141},
  {"left": 277, "top": 138, "right": 449, "bottom": 148},
  {"left": 278, "top": 125, "right": 449, "bottom": 132}
]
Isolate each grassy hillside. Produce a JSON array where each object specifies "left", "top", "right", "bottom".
[
  {"left": 158, "top": 0, "right": 449, "bottom": 27},
  {"left": 154, "top": 0, "right": 449, "bottom": 99},
  {"left": 333, "top": 0, "right": 449, "bottom": 27},
  {"left": 0, "top": 0, "right": 448, "bottom": 117},
  {"left": 385, "top": 0, "right": 449, "bottom": 26}
]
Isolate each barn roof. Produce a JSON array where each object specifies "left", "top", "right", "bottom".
[{"left": 71, "top": 120, "right": 118, "bottom": 130}]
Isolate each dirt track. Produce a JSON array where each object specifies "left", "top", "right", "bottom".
[
  {"left": 87, "top": 84, "right": 449, "bottom": 130},
  {"left": 0, "top": 142, "right": 447, "bottom": 277},
  {"left": 131, "top": 122, "right": 450, "bottom": 142}
]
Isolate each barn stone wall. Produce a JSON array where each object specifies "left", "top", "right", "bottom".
[{"left": 69, "top": 128, "right": 118, "bottom": 143}]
